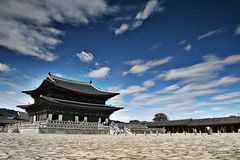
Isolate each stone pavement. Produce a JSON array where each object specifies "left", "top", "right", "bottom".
[{"left": 0, "top": 133, "right": 240, "bottom": 160}]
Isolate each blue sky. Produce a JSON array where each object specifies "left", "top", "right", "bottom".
[{"left": 0, "top": 0, "right": 240, "bottom": 122}]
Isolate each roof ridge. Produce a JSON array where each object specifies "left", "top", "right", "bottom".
[
  {"left": 49, "top": 73, "right": 119, "bottom": 94},
  {"left": 49, "top": 74, "right": 91, "bottom": 85}
]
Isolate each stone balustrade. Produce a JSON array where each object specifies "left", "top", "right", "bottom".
[
  {"left": 15, "top": 120, "right": 111, "bottom": 134},
  {"left": 39, "top": 120, "right": 109, "bottom": 130}
]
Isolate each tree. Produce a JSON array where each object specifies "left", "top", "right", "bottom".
[
  {"left": 153, "top": 113, "right": 168, "bottom": 122},
  {"left": 129, "top": 120, "right": 140, "bottom": 123}
]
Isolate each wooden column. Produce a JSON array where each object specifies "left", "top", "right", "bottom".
[
  {"left": 58, "top": 114, "right": 63, "bottom": 121},
  {"left": 75, "top": 115, "right": 79, "bottom": 122},
  {"left": 84, "top": 116, "right": 87, "bottom": 122},
  {"left": 48, "top": 114, "right": 52, "bottom": 121}
]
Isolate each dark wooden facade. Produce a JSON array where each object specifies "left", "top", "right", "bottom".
[{"left": 17, "top": 73, "right": 123, "bottom": 123}]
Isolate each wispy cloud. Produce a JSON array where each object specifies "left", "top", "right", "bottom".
[
  {"left": 125, "top": 79, "right": 240, "bottom": 119},
  {"left": 114, "top": 0, "right": 164, "bottom": 35},
  {"left": 173, "top": 76, "right": 240, "bottom": 94},
  {"left": 143, "top": 79, "right": 155, "bottom": 88},
  {"left": 108, "top": 82, "right": 151, "bottom": 96},
  {"left": 198, "top": 28, "right": 225, "bottom": 40},
  {"left": 0, "top": 81, "right": 24, "bottom": 91},
  {"left": 87, "top": 67, "right": 110, "bottom": 78},
  {"left": 114, "top": 23, "right": 129, "bottom": 35},
  {"left": 76, "top": 51, "right": 94, "bottom": 62},
  {"left": 234, "top": 24, "right": 240, "bottom": 35},
  {"left": 123, "top": 56, "right": 172, "bottom": 76},
  {"left": 178, "top": 40, "right": 186, "bottom": 45},
  {"left": 210, "top": 92, "right": 240, "bottom": 101},
  {"left": 0, "top": 0, "right": 118, "bottom": 61},
  {"left": 183, "top": 44, "right": 192, "bottom": 51},
  {"left": 0, "top": 63, "right": 11, "bottom": 72},
  {"left": 159, "top": 54, "right": 240, "bottom": 82},
  {"left": 150, "top": 42, "right": 162, "bottom": 50},
  {"left": 184, "top": 110, "right": 206, "bottom": 116},
  {"left": 53, "top": 73, "right": 64, "bottom": 78},
  {"left": 115, "top": 54, "right": 240, "bottom": 121}
]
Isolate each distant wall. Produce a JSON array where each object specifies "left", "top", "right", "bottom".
[{"left": 19, "top": 123, "right": 39, "bottom": 134}]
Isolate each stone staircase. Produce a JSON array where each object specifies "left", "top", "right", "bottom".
[
  {"left": 124, "top": 126, "right": 133, "bottom": 135},
  {"left": 7, "top": 124, "right": 20, "bottom": 133},
  {"left": 110, "top": 122, "right": 124, "bottom": 135}
]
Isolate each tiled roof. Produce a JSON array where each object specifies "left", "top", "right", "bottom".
[
  {"left": 147, "top": 119, "right": 192, "bottom": 127},
  {"left": 190, "top": 116, "right": 240, "bottom": 126},
  {"left": 23, "top": 73, "right": 119, "bottom": 96},
  {"left": 18, "top": 96, "right": 123, "bottom": 111},
  {"left": 146, "top": 116, "right": 240, "bottom": 127}
]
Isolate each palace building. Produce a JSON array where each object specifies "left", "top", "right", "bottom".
[
  {"left": 17, "top": 73, "right": 123, "bottom": 124},
  {"left": 146, "top": 116, "right": 240, "bottom": 133}
]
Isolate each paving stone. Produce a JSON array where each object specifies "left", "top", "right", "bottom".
[{"left": 0, "top": 133, "right": 240, "bottom": 159}]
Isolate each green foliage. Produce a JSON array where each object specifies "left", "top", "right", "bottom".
[
  {"left": 153, "top": 113, "right": 168, "bottom": 122},
  {"left": 0, "top": 108, "right": 17, "bottom": 117},
  {"left": 129, "top": 120, "right": 140, "bottom": 123}
]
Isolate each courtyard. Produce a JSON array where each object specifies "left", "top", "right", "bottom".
[{"left": 0, "top": 133, "right": 240, "bottom": 159}]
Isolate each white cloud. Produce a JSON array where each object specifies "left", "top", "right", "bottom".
[
  {"left": 114, "top": 0, "right": 164, "bottom": 35},
  {"left": 109, "top": 55, "right": 240, "bottom": 121},
  {"left": 88, "top": 67, "right": 110, "bottom": 78},
  {"left": 135, "top": 0, "right": 161, "bottom": 20},
  {"left": 184, "top": 110, "right": 206, "bottom": 116},
  {"left": 217, "top": 76, "right": 240, "bottom": 85},
  {"left": 178, "top": 40, "right": 186, "bottom": 45},
  {"left": 123, "top": 56, "right": 172, "bottom": 76},
  {"left": 172, "top": 76, "right": 240, "bottom": 94},
  {"left": 109, "top": 75, "right": 240, "bottom": 121},
  {"left": 150, "top": 42, "right": 162, "bottom": 50},
  {"left": 120, "top": 85, "right": 146, "bottom": 95},
  {"left": 0, "top": 0, "right": 117, "bottom": 61},
  {"left": 123, "top": 59, "right": 144, "bottom": 65},
  {"left": 107, "top": 79, "right": 156, "bottom": 108},
  {"left": 126, "top": 79, "right": 240, "bottom": 114},
  {"left": 234, "top": 25, "right": 240, "bottom": 35},
  {"left": 210, "top": 92, "right": 240, "bottom": 101},
  {"left": 114, "top": 23, "right": 129, "bottom": 35},
  {"left": 107, "top": 54, "right": 240, "bottom": 121},
  {"left": 0, "top": 63, "right": 11, "bottom": 72},
  {"left": 161, "top": 54, "right": 240, "bottom": 82},
  {"left": 158, "top": 84, "right": 180, "bottom": 93},
  {"left": 76, "top": 51, "right": 94, "bottom": 62},
  {"left": 5, "top": 91, "right": 17, "bottom": 95},
  {"left": 183, "top": 44, "right": 192, "bottom": 51},
  {"left": 198, "top": 28, "right": 225, "bottom": 40},
  {"left": 143, "top": 79, "right": 155, "bottom": 88},
  {"left": 210, "top": 107, "right": 225, "bottom": 111},
  {"left": 94, "top": 62, "right": 100, "bottom": 66},
  {"left": 109, "top": 84, "right": 146, "bottom": 96},
  {"left": 54, "top": 73, "right": 63, "bottom": 77},
  {"left": 0, "top": 81, "right": 24, "bottom": 91}
]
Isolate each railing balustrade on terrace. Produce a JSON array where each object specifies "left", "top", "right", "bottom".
[{"left": 39, "top": 120, "right": 109, "bottom": 130}]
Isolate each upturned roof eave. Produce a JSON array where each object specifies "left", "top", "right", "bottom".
[
  {"left": 22, "top": 74, "right": 119, "bottom": 97},
  {"left": 17, "top": 96, "right": 123, "bottom": 111}
]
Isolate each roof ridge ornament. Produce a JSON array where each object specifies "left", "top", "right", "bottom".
[{"left": 47, "top": 72, "right": 55, "bottom": 82}]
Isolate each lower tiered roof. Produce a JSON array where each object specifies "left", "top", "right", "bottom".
[{"left": 17, "top": 96, "right": 123, "bottom": 112}]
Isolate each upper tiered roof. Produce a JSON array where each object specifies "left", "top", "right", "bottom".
[{"left": 23, "top": 73, "right": 119, "bottom": 98}]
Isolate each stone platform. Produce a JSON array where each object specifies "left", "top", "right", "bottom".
[{"left": 0, "top": 133, "right": 240, "bottom": 159}]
